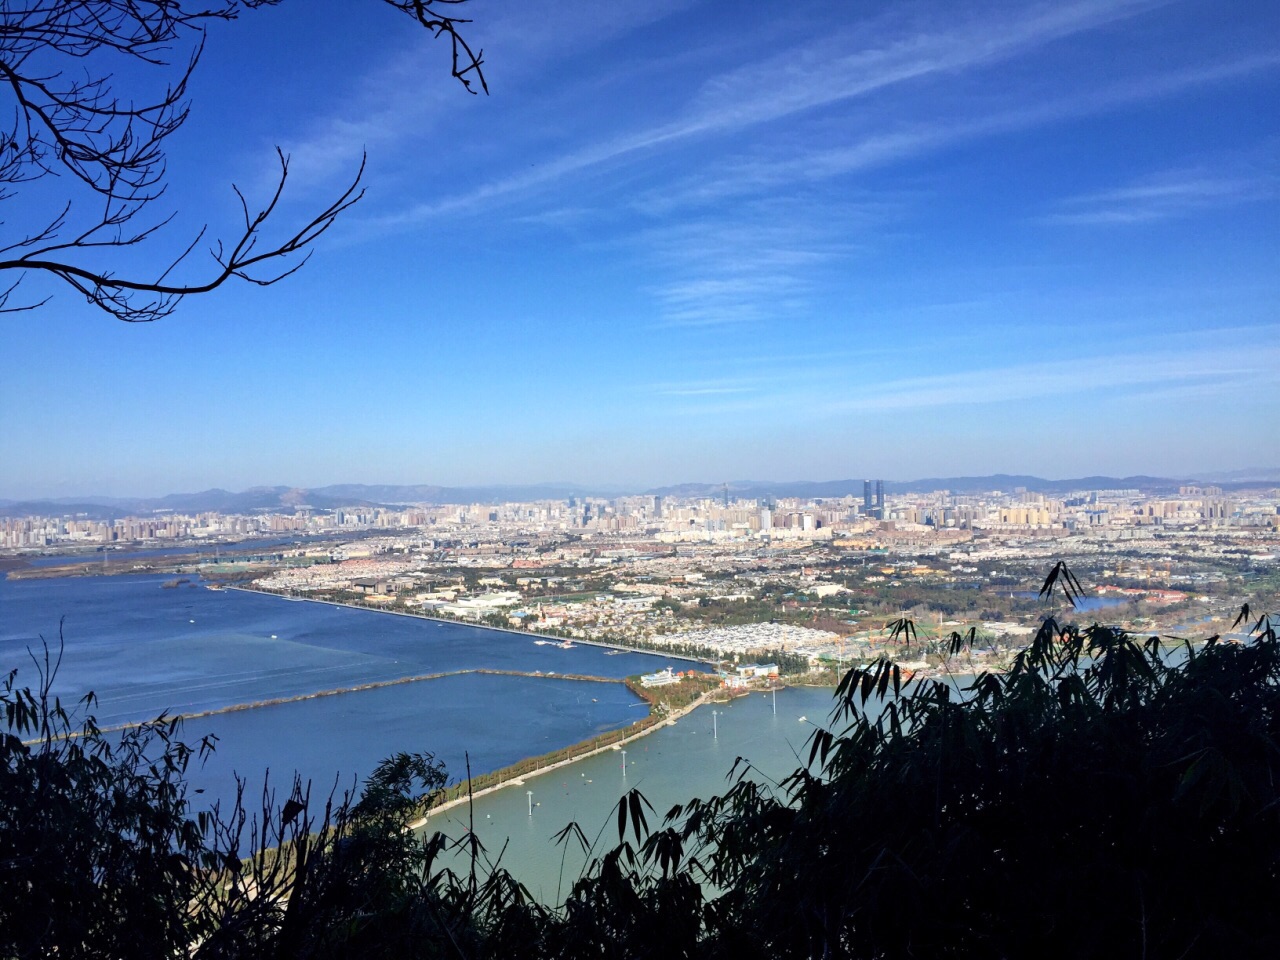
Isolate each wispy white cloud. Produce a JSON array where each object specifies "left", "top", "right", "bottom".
[
  {"left": 832, "top": 346, "right": 1276, "bottom": 413},
  {"left": 677, "top": 0, "right": 1169, "bottom": 137},
  {"left": 613, "top": 45, "right": 1280, "bottom": 330},
  {"left": 358, "top": 0, "right": 1186, "bottom": 229},
  {"left": 651, "top": 276, "right": 800, "bottom": 327},
  {"left": 633, "top": 196, "right": 879, "bottom": 327},
  {"left": 635, "top": 51, "right": 1280, "bottom": 214},
  {"left": 648, "top": 331, "right": 1280, "bottom": 417},
  {"left": 1043, "top": 167, "right": 1278, "bottom": 224},
  {"left": 275, "top": 0, "right": 700, "bottom": 194},
  {"left": 651, "top": 378, "right": 762, "bottom": 397}
]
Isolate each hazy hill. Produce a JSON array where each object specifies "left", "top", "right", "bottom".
[
  {"left": 0, "top": 501, "right": 139, "bottom": 521},
  {"left": 310, "top": 483, "right": 621, "bottom": 504},
  {"left": 5, "top": 471, "right": 1277, "bottom": 519}
]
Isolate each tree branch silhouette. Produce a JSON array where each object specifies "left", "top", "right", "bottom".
[{"left": 0, "top": 0, "right": 485, "bottom": 322}]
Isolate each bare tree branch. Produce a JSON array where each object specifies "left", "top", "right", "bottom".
[{"left": 0, "top": 1, "right": 485, "bottom": 322}]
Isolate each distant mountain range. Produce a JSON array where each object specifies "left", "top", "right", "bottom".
[
  {"left": 311, "top": 483, "right": 623, "bottom": 504},
  {"left": 0, "top": 483, "right": 618, "bottom": 519},
  {"left": 3, "top": 471, "right": 1278, "bottom": 519}
]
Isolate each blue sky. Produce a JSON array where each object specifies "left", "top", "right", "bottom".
[{"left": 3, "top": 0, "right": 1278, "bottom": 498}]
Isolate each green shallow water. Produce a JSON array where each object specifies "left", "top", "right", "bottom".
[{"left": 426, "top": 686, "right": 841, "bottom": 904}]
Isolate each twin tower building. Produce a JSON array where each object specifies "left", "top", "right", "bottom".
[{"left": 863, "top": 479, "right": 885, "bottom": 520}]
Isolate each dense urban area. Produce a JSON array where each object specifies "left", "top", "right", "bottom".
[{"left": 5, "top": 481, "right": 1278, "bottom": 678}]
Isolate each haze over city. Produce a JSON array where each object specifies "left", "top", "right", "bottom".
[{"left": 3, "top": 0, "right": 1277, "bottom": 499}]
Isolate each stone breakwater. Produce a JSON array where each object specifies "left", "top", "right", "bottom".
[{"left": 45, "top": 668, "right": 640, "bottom": 742}]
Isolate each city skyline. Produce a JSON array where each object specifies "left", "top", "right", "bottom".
[
  {"left": 3, "top": 0, "right": 1277, "bottom": 498},
  {"left": 5, "top": 469, "right": 1280, "bottom": 513}
]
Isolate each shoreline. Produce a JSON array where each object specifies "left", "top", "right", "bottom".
[{"left": 229, "top": 584, "right": 714, "bottom": 667}]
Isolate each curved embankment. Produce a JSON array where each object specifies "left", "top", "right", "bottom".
[{"left": 408, "top": 689, "right": 715, "bottom": 830}]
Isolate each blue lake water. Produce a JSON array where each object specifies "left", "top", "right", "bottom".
[
  {"left": 0, "top": 573, "right": 695, "bottom": 811},
  {"left": 0, "top": 574, "right": 688, "bottom": 725}
]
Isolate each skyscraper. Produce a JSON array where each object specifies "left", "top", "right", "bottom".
[
  {"left": 876, "top": 480, "right": 884, "bottom": 512},
  {"left": 863, "top": 480, "right": 873, "bottom": 512}
]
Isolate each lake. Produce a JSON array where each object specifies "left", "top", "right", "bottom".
[{"left": 0, "top": 573, "right": 696, "bottom": 811}]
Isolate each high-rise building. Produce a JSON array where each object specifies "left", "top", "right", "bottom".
[
  {"left": 876, "top": 480, "right": 885, "bottom": 513},
  {"left": 863, "top": 480, "right": 873, "bottom": 512}
]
